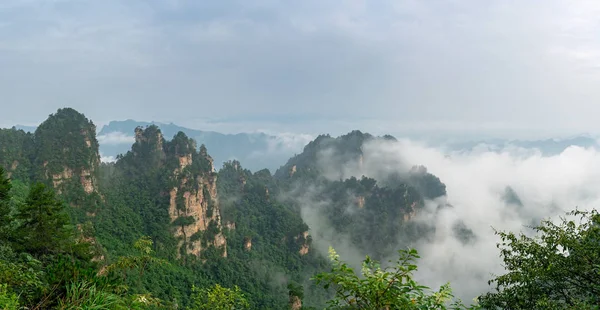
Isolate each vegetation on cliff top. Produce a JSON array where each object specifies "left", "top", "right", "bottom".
[{"left": 1, "top": 108, "right": 599, "bottom": 309}]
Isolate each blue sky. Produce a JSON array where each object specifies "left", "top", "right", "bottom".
[{"left": 1, "top": 0, "right": 600, "bottom": 138}]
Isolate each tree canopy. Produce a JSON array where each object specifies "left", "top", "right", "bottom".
[{"left": 479, "top": 209, "right": 600, "bottom": 309}]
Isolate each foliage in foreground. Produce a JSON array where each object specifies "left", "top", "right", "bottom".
[
  {"left": 313, "top": 247, "right": 478, "bottom": 310},
  {"left": 187, "top": 283, "right": 249, "bottom": 310},
  {"left": 0, "top": 167, "right": 170, "bottom": 309},
  {"left": 479, "top": 209, "right": 600, "bottom": 309}
]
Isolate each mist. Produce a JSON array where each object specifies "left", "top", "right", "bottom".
[{"left": 293, "top": 137, "right": 600, "bottom": 302}]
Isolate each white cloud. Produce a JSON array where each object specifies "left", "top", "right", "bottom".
[
  {"left": 100, "top": 155, "right": 116, "bottom": 163},
  {"left": 4, "top": 1, "right": 600, "bottom": 137},
  {"left": 245, "top": 131, "right": 313, "bottom": 160},
  {"left": 371, "top": 140, "right": 600, "bottom": 300},
  {"left": 265, "top": 132, "right": 314, "bottom": 154},
  {"left": 296, "top": 138, "right": 600, "bottom": 301},
  {"left": 96, "top": 131, "right": 134, "bottom": 145}
]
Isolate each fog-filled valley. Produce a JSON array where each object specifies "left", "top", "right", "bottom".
[
  {"left": 4, "top": 1, "right": 600, "bottom": 308},
  {"left": 1, "top": 108, "right": 599, "bottom": 309}
]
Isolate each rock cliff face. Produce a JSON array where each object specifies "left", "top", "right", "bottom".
[
  {"left": 34, "top": 108, "right": 101, "bottom": 197},
  {"left": 117, "top": 127, "right": 228, "bottom": 259},
  {"left": 166, "top": 132, "right": 227, "bottom": 258},
  {"left": 169, "top": 172, "right": 227, "bottom": 257},
  {"left": 6, "top": 160, "right": 18, "bottom": 179},
  {"left": 403, "top": 201, "right": 418, "bottom": 222},
  {"left": 244, "top": 237, "right": 252, "bottom": 251},
  {"left": 298, "top": 231, "right": 310, "bottom": 256},
  {"left": 289, "top": 295, "right": 302, "bottom": 310},
  {"left": 356, "top": 195, "right": 365, "bottom": 209}
]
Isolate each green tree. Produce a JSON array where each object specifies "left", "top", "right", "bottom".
[
  {"left": 0, "top": 284, "right": 20, "bottom": 310},
  {"left": 313, "top": 247, "right": 473, "bottom": 310},
  {"left": 0, "top": 244, "right": 44, "bottom": 305},
  {"left": 187, "top": 284, "right": 249, "bottom": 310},
  {"left": 14, "top": 183, "right": 72, "bottom": 256},
  {"left": 478, "top": 209, "right": 600, "bottom": 309},
  {"left": 0, "top": 168, "right": 12, "bottom": 238},
  {"left": 57, "top": 280, "right": 125, "bottom": 310},
  {"left": 105, "top": 236, "right": 169, "bottom": 281}
]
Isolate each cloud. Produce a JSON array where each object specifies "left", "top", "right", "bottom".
[
  {"left": 246, "top": 131, "right": 313, "bottom": 159},
  {"left": 293, "top": 138, "right": 600, "bottom": 302},
  {"left": 397, "top": 141, "right": 600, "bottom": 301},
  {"left": 3, "top": 1, "right": 600, "bottom": 137},
  {"left": 96, "top": 131, "right": 134, "bottom": 145},
  {"left": 100, "top": 154, "right": 116, "bottom": 163},
  {"left": 267, "top": 132, "right": 314, "bottom": 152}
]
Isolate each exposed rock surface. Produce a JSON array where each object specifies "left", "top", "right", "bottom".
[
  {"left": 295, "top": 231, "right": 310, "bottom": 256},
  {"left": 289, "top": 295, "right": 302, "bottom": 310},
  {"left": 244, "top": 237, "right": 252, "bottom": 251},
  {"left": 34, "top": 109, "right": 101, "bottom": 199},
  {"left": 167, "top": 135, "right": 227, "bottom": 258},
  {"left": 356, "top": 195, "right": 365, "bottom": 209},
  {"left": 169, "top": 173, "right": 227, "bottom": 257}
]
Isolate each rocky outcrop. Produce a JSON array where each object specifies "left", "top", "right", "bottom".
[
  {"left": 169, "top": 145, "right": 227, "bottom": 258},
  {"left": 76, "top": 223, "right": 104, "bottom": 263},
  {"left": 179, "top": 154, "right": 192, "bottom": 170},
  {"left": 6, "top": 160, "right": 18, "bottom": 179},
  {"left": 289, "top": 295, "right": 302, "bottom": 310},
  {"left": 34, "top": 108, "right": 101, "bottom": 199},
  {"left": 169, "top": 174, "right": 227, "bottom": 257},
  {"left": 135, "top": 127, "right": 164, "bottom": 153},
  {"left": 403, "top": 201, "right": 418, "bottom": 222},
  {"left": 295, "top": 231, "right": 310, "bottom": 256},
  {"left": 80, "top": 169, "right": 95, "bottom": 194},
  {"left": 126, "top": 127, "right": 228, "bottom": 259},
  {"left": 356, "top": 195, "right": 365, "bottom": 209},
  {"left": 52, "top": 168, "right": 74, "bottom": 192},
  {"left": 214, "top": 233, "right": 227, "bottom": 257},
  {"left": 244, "top": 237, "right": 252, "bottom": 251},
  {"left": 82, "top": 129, "right": 92, "bottom": 148}
]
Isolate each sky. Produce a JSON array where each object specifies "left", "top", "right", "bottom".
[
  {"left": 3, "top": 1, "right": 600, "bottom": 300},
  {"left": 2, "top": 0, "right": 600, "bottom": 138}
]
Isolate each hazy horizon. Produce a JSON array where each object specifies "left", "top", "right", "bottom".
[
  {"left": 3, "top": 112, "right": 600, "bottom": 144},
  {"left": 3, "top": 1, "right": 600, "bottom": 140}
]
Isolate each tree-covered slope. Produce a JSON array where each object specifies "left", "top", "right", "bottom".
[
  {"left": 92, "top": 124, "right": 331, "bottom": 308},
  {"left": 0, "top": 108, "right": 453, "bottom": 309},
  {"left": 272, "top": 130, "right": 449, "bottom": 264},
  {"left": 0, "top": 128, "right": 34, "bottom": 181}
]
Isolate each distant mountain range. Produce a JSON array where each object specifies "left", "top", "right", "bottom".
[
  {"left": 10, "top": 121, "right": 599, "bottom": 171},
  {"left": 96, "top": 120, "right": 312, "bottom": 172}
]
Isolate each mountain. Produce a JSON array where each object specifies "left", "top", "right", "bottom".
[
  {"left": 274, "top": 130, "right": 447, "bottom": 262},
  {"left": 0, "top": 108, "right": 476, "bottom": 308},
  {"left": 97, "top": 120, "right": 309, "bottom": 172},
  {"left": 0, "top": 110, "right": 328, "bottom": 308},
  {"left": 0, "top": 108, "right": 103, "bottom": 220}
]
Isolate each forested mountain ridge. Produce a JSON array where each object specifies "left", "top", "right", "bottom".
[
  {"left": 2, "top": 108, "right": 598, "bottom": 309},
  {"left": 0, "top": 108, "right": 103, "bottom": 221},
  {"left": 273, "top": 130, "right": 450, "bottom": 263},
  {"left": 98, "top": 120, "right": 308, "bottom": 172},
  {"left": 0, "top": 108, "right": 457, "bottom": 309}
]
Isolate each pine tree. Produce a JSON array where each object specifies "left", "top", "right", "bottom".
[
  {"left": 15, "top": 183, "right": 72, "bottom": 256},
  {"left": 0, "top": 167, "right": 12, "bottom": 238}
]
